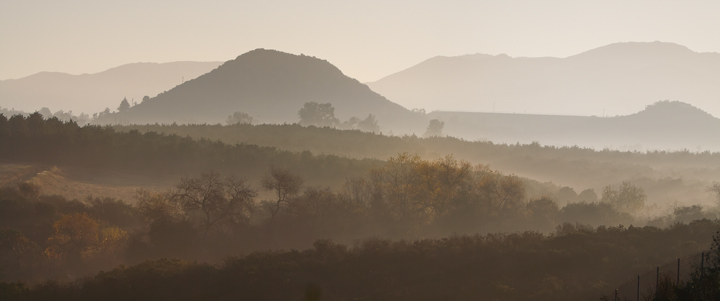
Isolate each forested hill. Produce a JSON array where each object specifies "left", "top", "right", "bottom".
[
  {"left": 116, "top": 116, "right": 720, "bottom": 207},
  {"left": 105, "top": 49, "right": 423, "bottom": 133},
  {"left": 0, "top": 113, "right": 379, "bottom": 187}
]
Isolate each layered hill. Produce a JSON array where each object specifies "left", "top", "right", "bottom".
[
  {"left": 0, "top": 61, "right": 222, "bottom": 114},
  {"left": 368, "top": 42, "right": 720, "bottom": 117},
  {"left": 429, "top": 101, "right": 720, "bottom": 152},
  {"left": 114, "top": 49, "right": 422, "bottom": 132}
]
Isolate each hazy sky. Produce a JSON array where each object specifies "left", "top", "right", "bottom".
[{"left": 2, "top": 0, "right": 720, "bottom": 82}]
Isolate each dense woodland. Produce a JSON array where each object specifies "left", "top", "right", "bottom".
[
  {"left": 0, "top": 113, "right": 378, "bottom": 186},
  {"left": 116, "top": 121, "right": 720, "bottom": 168},
  {"left": 1, "top": 205, "right": 718, "bottom": 301},
  {"left": 2, "top": 114, "right": 720, "bottom": 299},
  {"left": 116, "top": 121, "right": 720, "bottom": 207}
]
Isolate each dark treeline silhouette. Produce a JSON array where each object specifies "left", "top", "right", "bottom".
[
  {"left": 0, "top": 113, "right": 377, "bottom": 186},
  {"left": 298, "top": 102, "right": 380, "bottom": 133},
  {"left": 1, "top": 217, "right": 718, "bottom": 300}
]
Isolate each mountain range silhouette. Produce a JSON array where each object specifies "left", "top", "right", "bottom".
[
  {"left": 368, "top": 41, "right": 720, "bottom": 118},
  {"left": 0, "top": 61, "right": 221, "bottom": 114}
]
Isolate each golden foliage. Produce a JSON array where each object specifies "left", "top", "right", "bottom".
[
  {"left": 45, "top": 213, "right": 128, "bottom": 262},
  {"left": 360, "top": 153, "right": 525, "bottom": 224}
]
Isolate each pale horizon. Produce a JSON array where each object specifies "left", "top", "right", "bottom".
[{"left": 2, "top": 0, "right": 720, "bottom": 83}]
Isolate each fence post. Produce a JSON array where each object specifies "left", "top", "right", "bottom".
[
  {"left": 637, "top": 274, "right": 640, "bottom": 301},
  {"left": 677, "top": 257, "right": 680, "bottom": 286},
  {"left": 656, "top": 266, "right": 659, "bottom": 296},
  {"left": 615, "top": 288, "right": 618, "bottom": 301}
]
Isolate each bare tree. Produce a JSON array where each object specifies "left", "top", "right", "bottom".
[
  {"left": 173, "top": 172, "right": 256, "bottom": 235},
  {"left": 479, "top": 171, "right": 526, "bottom": 216},
  {"left": 261, "top": 167, "right": 303, "bottom": 219},
  {"left": 709, "top": 182, "right": 720, "bottom": 205},
  {"left": 601, "top": 181, "right": 646, "bottom": 213}
]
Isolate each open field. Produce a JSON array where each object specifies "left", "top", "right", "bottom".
[{"left": 0, "top": 163, "right": 175, "bottom": 203}]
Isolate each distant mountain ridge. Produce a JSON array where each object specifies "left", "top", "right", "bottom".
[
  {"left": 0, "top": 61, "right": 222, "bottom": 114},
  {"left": 117, "top": 49, "right": 422, "bottom": 132},
  {"left": 368, "top": 41, "right": 720, "bottom": 118},
  {"left": 429, "top": 101, "right": 720, "bottom": 152}
]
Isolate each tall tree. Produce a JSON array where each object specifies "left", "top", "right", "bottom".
[
  {"left": 357, "top": 114, "right": 380, "bottom": 133},
  {"left": 117, "top": 97, "right": 130, "bottom": 112},
  {"left": 226, "top": 111, "right": 254, "bottom": 125},
  {"left": 601, "top": 181, "right": 646, "bottom": 213},
  {"left": 298, "top": 102, "right": 339, "bottom": 127},
  {"left": 172, "top": 172, "right": 257, "bottom": 235},
  {"left": 262, "top": 167, "right": 304, "bottom": 219},
  {"left": 709, "top": 182, "right": 720, "bottom": 205},
  {"left": 423, "top": 119, "right": 444, "bottom": 137},
  {"left": 45, "top": 213, "right": 127, "bottom": 266}
]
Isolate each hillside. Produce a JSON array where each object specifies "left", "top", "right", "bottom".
[
  {"left": 116, "top": 102, "right": 720, "bottom": 208},
  {"left": 0, "top": 113, "right": 382, "bottom": 192},
  {"left": 113, "top": 49, "right": 424, "bottom": 133},
  {"left": 6, "top": 222, "right": 718, "bottom": 301},
  {"left": 367, "top": 42, "right": 720, "bottom": 118},
  {"left": 0, "top": 61, "right": 222, "bottom": 114},
  {"left": 429, "top": 100, "right": 720, "bottom": 152}
]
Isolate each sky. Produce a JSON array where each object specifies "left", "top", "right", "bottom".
[{"left": 1, "top": 0, "right": 720, "bottom": 83}]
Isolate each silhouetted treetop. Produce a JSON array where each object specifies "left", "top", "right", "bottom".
[
  {"left": 298, "top": 102, "right": 339, "bottom": 127},
  {"left": 117, "top": 98, "right": 130, "bottom": 112}
]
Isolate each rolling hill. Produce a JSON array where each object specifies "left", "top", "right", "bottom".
[
  {"left": 367, "top": 41, "right": 720, "bottom": 118},
  {"left": 0, "top": 61, "right": 222, "bottom": 114},
  {"left": 429, "top": 100, "right": 720, "bottom": 152},
  {"left": 112, "top": 49, "right": 423, "bottom": 133}
]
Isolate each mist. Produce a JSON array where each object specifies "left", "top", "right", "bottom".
[{"left": 2, "top": 1, "right": 720, "bottom": 300}]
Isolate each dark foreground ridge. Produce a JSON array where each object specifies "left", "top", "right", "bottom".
[{"left": 2, "top": 221, "right": 718, "bottom": 301}]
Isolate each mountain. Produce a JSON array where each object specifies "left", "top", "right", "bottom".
[
  {"left": 0, "top": 61, "right": 222, "bottom": 114},
  {"left": 368, "top": 41, "right": 720, "bottom": 118},
  {"left": 116, "top": 49, "right": 422, "bottom": 132},
  {"left": 428, "top": 101, "right": 720, "bottom": 151}
]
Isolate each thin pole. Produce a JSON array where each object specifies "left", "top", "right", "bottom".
[
  {"left": 637, "top": 274, "right": 640, "bottom": 301},
  {"left": 677, "top": 257, "right": 680, "bottom": 286},
  {"left": 701, "top": 252, "right": 705, "bottom": 290},
  {"left": 615, "top": 289, "right": 618, "bottom": 301},
  {"left": 656, "top": 266, "right": 659, "bottom": 296}
]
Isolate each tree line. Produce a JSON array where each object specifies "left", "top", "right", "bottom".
[
  {"left": 0, "top": 113, "right": 378, "bottom": 186},
  {"left": 114, "top": 119, "right": 720, "bottom": 168},
  {"left": 2, "top": 217, "right": 718, "bottom": 300},
  {"left": 113, "top": 121, "right": 720, "bottom": 202}
]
